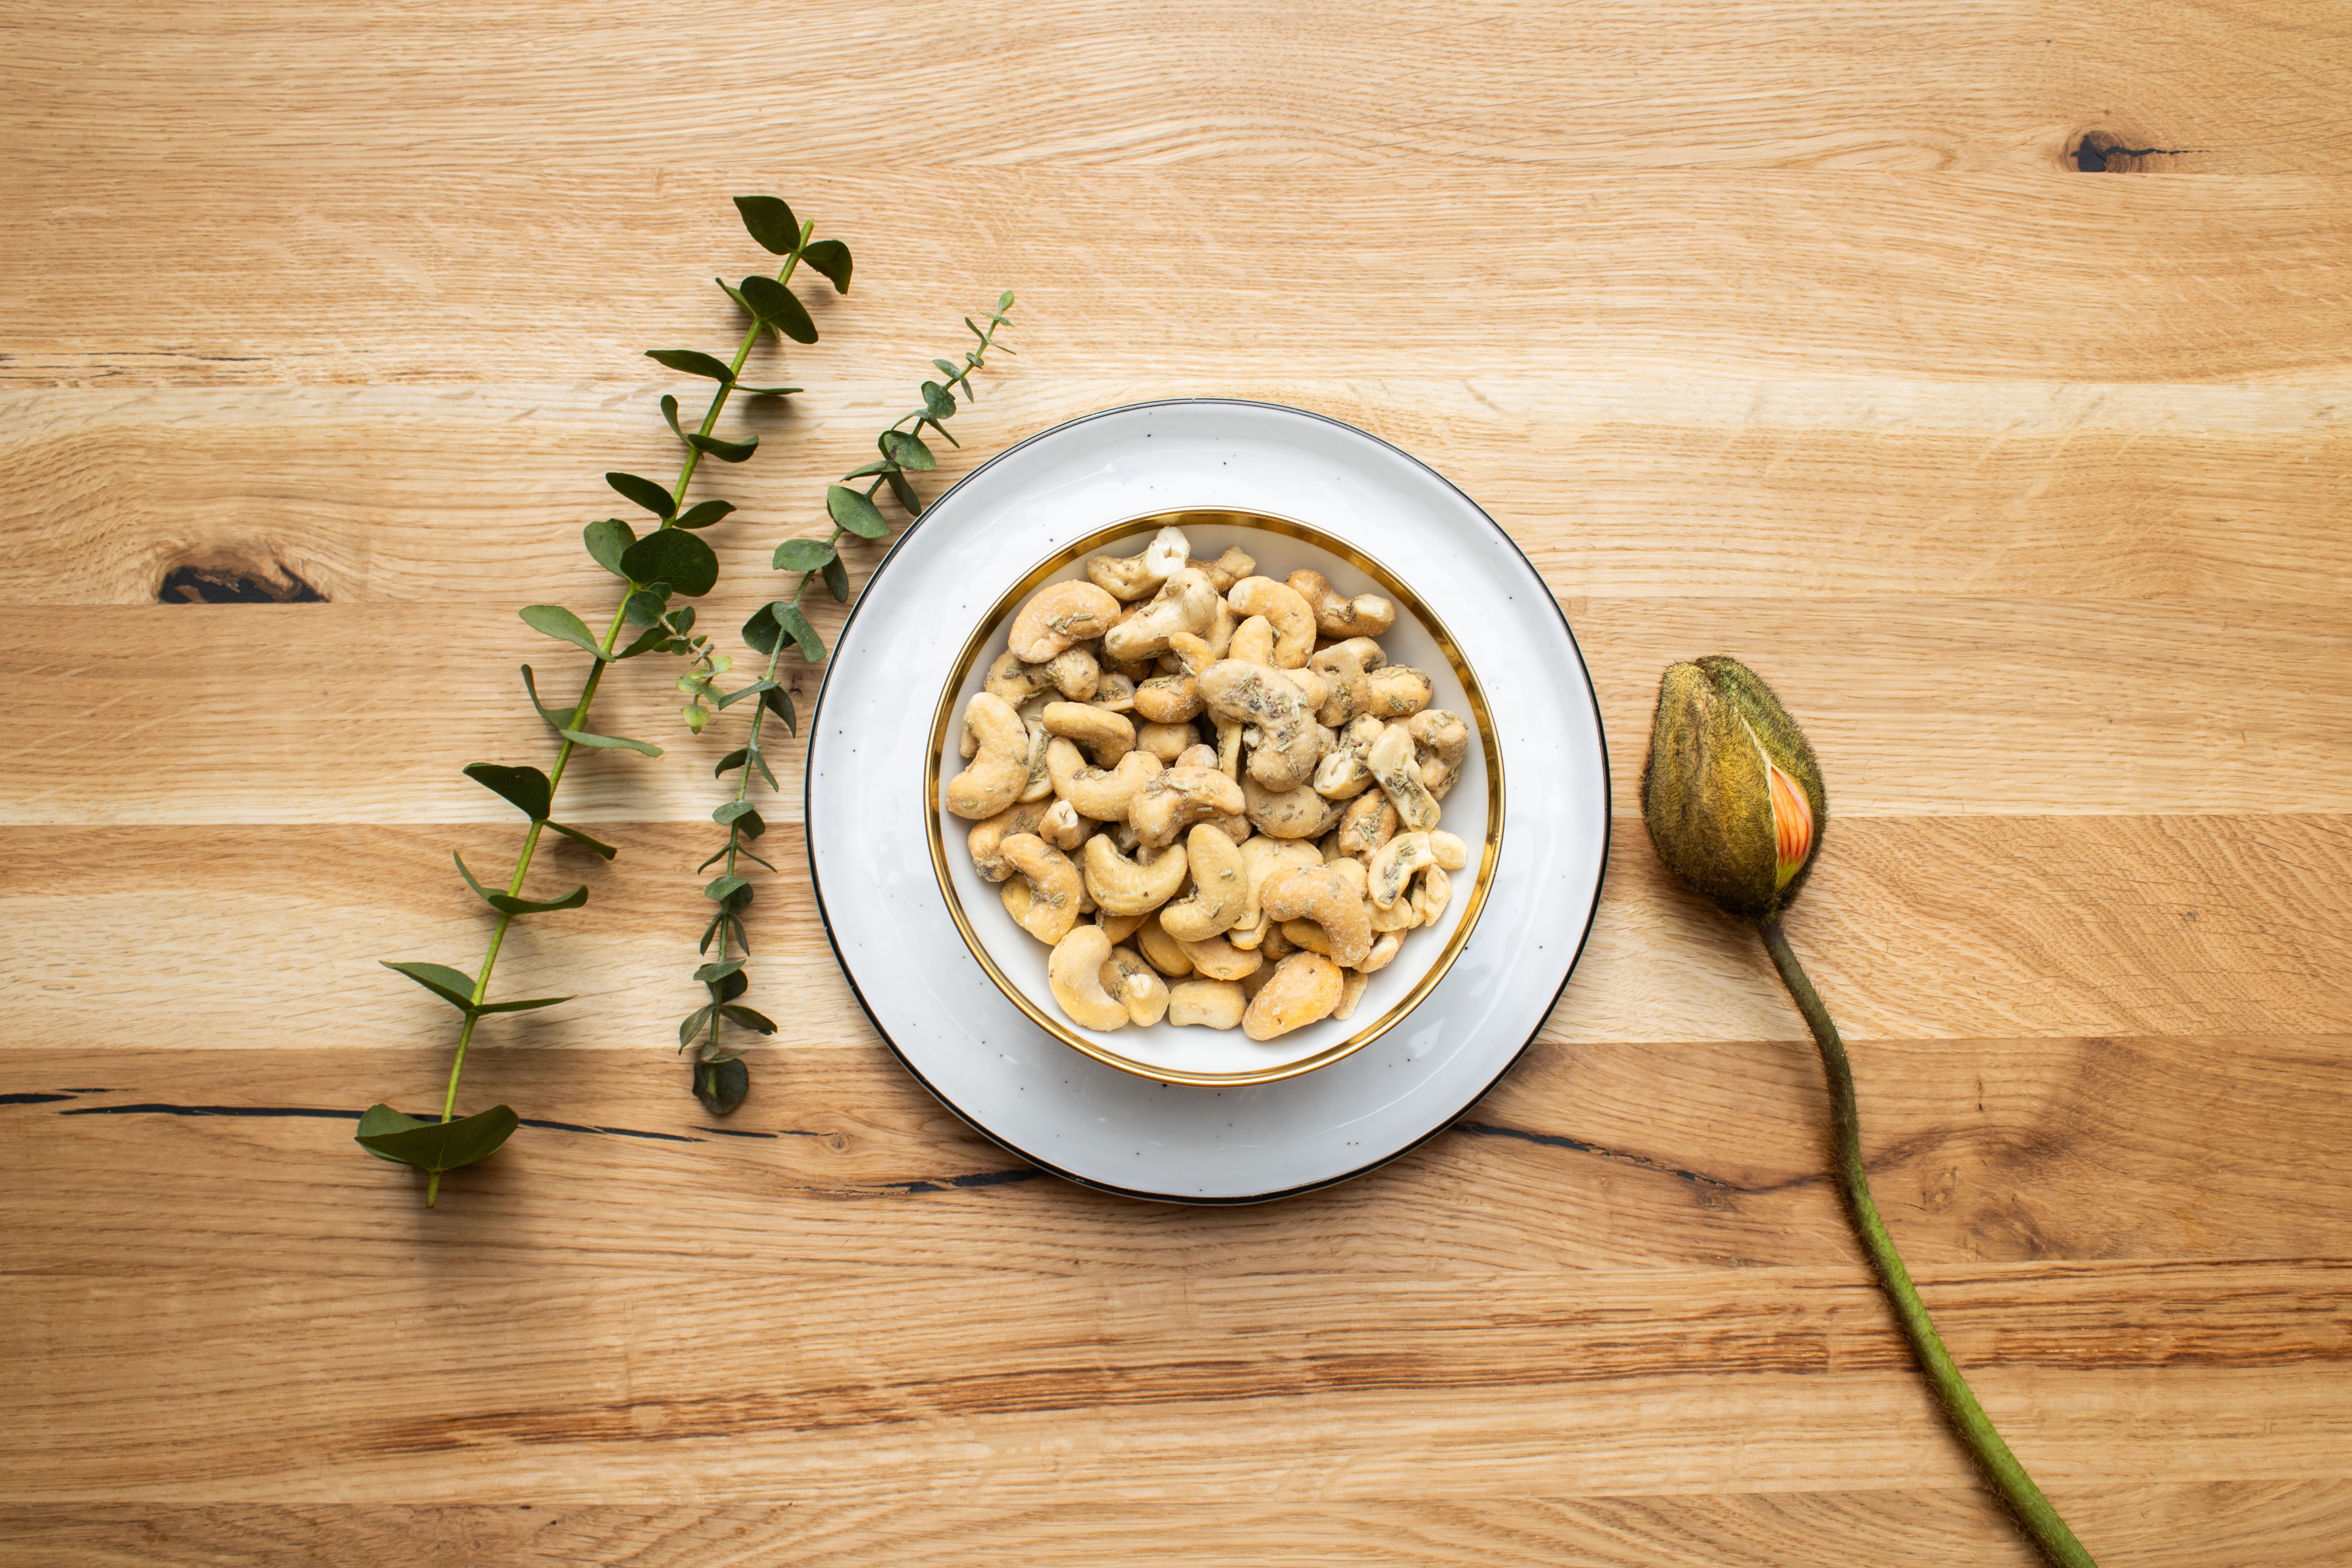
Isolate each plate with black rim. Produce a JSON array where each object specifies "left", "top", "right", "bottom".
[{"left": 804, "top": 399, "right": 1608, "bottom": 1203}]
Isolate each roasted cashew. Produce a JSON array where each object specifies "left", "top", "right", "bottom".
[
  {"left": 1107, "top": 818, "right": 1142, "bottom": 854},
  {"left": 1278, "top": 919, "right": 1327, "bottom": 956},
  {"left": 967, "top": 799, "right": 1054, "bottom": 881},
  {"left": 1335, "top": 791, "right": 1399, "bottom": 862},
  {"left": 1229, "top": 615, "right": 1276, "bottom": 666},
  {"left": 1197, "top": 660, "right": 1324, "bottom": 791},
  {"left": 1102, "top": 567, "right": 1220, "bottom": 663},
  {"left": 1091, "top": 673, "right": 1137, "bottom": 713},
  {"left": 1001, "top": 834, "right": 1084, "bottom": 945},
  {"left": 1368, "top": 893, "right": 1420, "bottom": 933},
  {"left": 946, "top": 693, "right": 1031, "bottom": 819},
  {"left": 1042, "top": 700, "right": 1134, "bottom": 767},
  {"left": 1136, "top": 911, "right": 1194, "bottom": 977},
  {"left": 1008, "top": 580, "right": 1121, "bottom": 664},
  {"left": 1135, "top": 721, "right": 1197, "bottom": 762},
  {"left": 1086, "top": 524, "right": 1192, "bottom": 602},
  {"left": 1201, "top": 599, "right": 1240, "bottom": 661},
  {"left": 1243, "top": 776, "right": 1344, "bottom": 840},
  {"left": 1132, "top": 675, "right": 1203, "bottom": 724},
  {"left": 1415, "top": 866, "right": 1453, "bottom": 926},
  {"left": 1312, "top": 715, "right": 1387, "bottom": 799},
  {"left": 1214, "top": 717, "right": 1244, "bottom": 780},
  {"left": 1367, "top": 830, "right": 1436, "bottom": 909},
  {"left": 1307, "top": 637, "right": 1383, "bottom": 727},
  {"left": 1096, "top": 909, "right": 1145, "bottom": 944},
  {"left": 1189, "top": 546, "right": 1258, "bottom": 595},
  {"left": 1157, "top": 825, "right": 1248, "bottom": 942},
  {"left": 1366, "top": 723, "right": 1442, "bottom": 832},
  {"left": 1166, "top": 631, "right": 1215, "bottom": 676},
  {"left": 1101, "top": 944, "right": 1171, "bottom": 1027},
  {"left": 1048, "top": 925, "right": 1130, "bottom": 1031},
  {"left": 1045, "top": 735, "right": 1089, "bottom": 801},
  {"left": 1332, "top": 968, "right": 1372, "bottom": 1021},
  {"left": 1019, "top": 718, "right": 1054, "bottom": 803},
  {"left": 1225, "top": 576, "right": 1316, "bottom": 668},
  {"left": 1357, "top": 931, "right": 1403, "bottom": 975},
  {"left": 1130, "top": 766, "right": 1247, "bottom": 849},
  {"left": 1083, "top": 834, "right": 1189, "bottom": 915},
  {"left": 1179, "top": 932, "right": 1263, "bottom": 982},
  {"left": 1259, "top": 858, "right": 1372, "bottom": 967},
  {"left": 1242, "top": 952, "right": 1343, "bottom": 1041},
  {"left": 1406, "top": 709, "right": 1469, "bottom": 800},
  {"left": 1226, "top": 838, "right": 1324, "bottom": 949},
  {"left": 1259, "top": 922, "right": 1298, "bottom": 962},
  {"left": 1173, "top": 742, "right": 1219, "bottom": 771},
  {"left": 1287, "top": 568, "right": 1396, "bottom": 640},
  {"left": 1428, "top": 829, "right": 1469, "bottom": 871},
  {"left": 1166, "top": 978, "right": 1245, "bottom": 1029},
  {"left": 1039, "top": 797, "right": 1091, "bottom": 851}
]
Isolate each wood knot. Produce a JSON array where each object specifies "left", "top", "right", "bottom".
[
  {"left": 2073, "top": 134, "right": 2194, "bottom": 172},
  {"left": 159, "top": 559, "right": 327, "bottom": 603}
]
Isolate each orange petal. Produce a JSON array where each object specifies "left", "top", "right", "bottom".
[{"left": 1768, "top": 759, "right": 1813, "bottom": 888}]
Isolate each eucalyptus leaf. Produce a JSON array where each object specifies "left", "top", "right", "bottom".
[
  {"left": 714, "top": 747, "right": 750, "bottom": 777},
  {"left": 885, "top": 470, "right": 922, "bottom": 516},
  {"left": 821, "top": 557, "right": 850, "bottom": 603},
  {"left": 739, "top": 274, "right": 817, "bottom": 345},
  {"left": 561, "top": 727, "right": 664, "bottom": 757},
  {"left": 932, "top": 358, "right": 962, "bottom": 382},
  {"left": 716, "top": 276, "right": 754, "bottom": 314},
  {"left": 771, "top": 537, "right": 837, "bottom": 572},
  {"left": 922, "top": 382, "right": 956, "bottom": 421},
  {"left": 621, "top": 530, "right": 720, "bottom": 597},
  {"left": 739, "top": 603, "right": 782, "bottom": 657},
  {"left": 624, "top": 586, "right": 671, "bottom": 627},
  {"left": 520, "top": 665, "right": 578, "bottom": 729},
  {"left": 733, "top": 194, "right": 802, "bottom": 256},
  {"left": 925, "top": 415, "right": 961, "bottom": 448},
  {"left": 802, "top": 238, "right": 853, "bottom": 294},
  {"left": 678, "top": 1003, "right": 716, "bottom": 1048},
  {"left": 355, "top": 1103, "right": 426, "bottom": 1161},
  {"left": 355, "top": 1103, "right": 520, "bottom": 1177},
  {"left": 714, "top": 799, "right": 764, "bottom": 828},
  {"left": 583, "top": 517, "right": 636, "bottom": 577},
  {"left": 719, "top": 1004, "right": 777, "bottom": 1035},
  {"left": 548, "top": 820, "right": 619, "bottom": 860},
  {"left": 454, "top": 850, "right": 589, "bottom": 916},
  {"left": 694, "top": 1056, "right": 750, "bottom": 1115},
  {"left": 463, "top": 762, "right": 552, "bottom": 822},
  {"left": 646, "top": 348, "right": 736, "bottom": 385},
  {"left": 381, "top": 960, "right": 481, "bottom": 1013},
  {"left": 474, "top": 993, "right": 573, "bottom": 1016},
  {"left": 518, "top": 604, "right": 607, "bottom": 660},
  {"left": 606, "top": 471, "right": 678, "bottom": 519},
  {"left": 675, "top": 499, "right": 735, "bottom": 530},
  {"left": 659, "top": 393, "right": 685, "bottom": 439},
  {"left": 695, "top": 957, "right": 746, "bottom": 984},
  {"left": 715, "top": 678, "right": 774, "bottom": 710},
  {"left": 838, "top": 458, "right": 897, "bottom": 480},
  {"left": 715, "top": 969, "right": 749, "bottom": 1002},
  {"left": 705, "top": 874, "right": 751, "bottom": 904},
  {"left": 999, "top": 290, "right": 1016, "bottom": 312},
  {"left": 826, "top": 485, "right": 889, "bottom": 539},
  {"left": 881, "top": 429, "right": 935, "bottom": 472},
  {"left": 687, "top": 431, "right": 758, "bottom": 463},
  {"left": 772, "top": 603, "right": 825, "bottom": 662},
  {"left": 762, "top": 684, "right": 799, "bottom": 735},
  {"left": 613, "top": 625, "right": 671, "bottom": 660},
  {"left": 735, "top": 384, "right": 802, "bottom": 397}
]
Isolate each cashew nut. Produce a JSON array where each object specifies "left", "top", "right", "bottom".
[
  {"left": 1197, "top": 660, "right": 1324, "bottom": 791},
  {"left": 1278, "top": 919, "right": 1327, "bottom": 956},
  {"left": 1173, "top": 742, "right": 1219, "bottom": 771},
  {"left": 1366, "top": 830, "right": 1437, "bottom": 910},
  {"left": 1312, "top": 715, "right": 1387, "bottom": 799},
  {"left": 1415, "top": 866, "right": 1453, "bottom": 926},
  {"left": 1132, "top": 674, "right": 1203, "bottom": 724},
  {"left": 1225, "top": 576, "right": 1316, "bottom": 668},
  {"left": 1102, "top": 567, "right": 1220, "bottom": 663},
  {"left": 1214, "top": 717, "right": 1244, "bottom": 779},
  {"left": 1368, "top": 892, "right": 1421, "bottom": 933},
  {"left": 1019, "top": 718, "right": 1054, "bottom": 803},
  {"left": 1242, "top": 952, "right": 1343, "bottom": 1041},
  {"left": 1156, "top": 824, "right": 1248, "bottom": 942},
  {"left": 1225, "top": 837, "right": 1324, "bottom": 949},
  {"left": 1179, "top": 932, "right": 1263, "bottom": 982},
  {"left": 1091, "top": 673, "right": 1137, "bottom": 713},
  {"left": 1096, "top": 909, "right": 1145, "bottom": 943},
  {"left": 1082, "top": 834, "right": 1189, "bottom": 915},
  {"left": 1428, "top": 829, "right": 1469, "bottom": 871},
  {"left": 1136, "top": 911, "right": 1194, "bottom": 977},
  {"left": 1310, "top": 638, "right": 1430, "bottom": 727},
  {"left": 1100, "top": 944, "right": 1171, "bottom": 1027},
  {"left": 1189, "top": 546, "right": 1258, "bottom": 595},
  {"left": 1357, "top": 931, "right": 1403, "bottom": 975},
  {"left": 1135, "top": 721, "right": 1197, "bottom": 762},
  {"left": 1243, "top": 776, "right": 1345, "bottom": 840},
  {"left": 1048, "top": 925, "right": 1131, "bottom": 1031},
  {"left": 1334, "top": 791, "right": 1399, "bottom": 863},
  {"left": 1406, "top": 709, "right": 1470, "bottom": 800},
  {"left": 1259, "top": 922, "right": 1298, "bottom": 961},
  {"left": 1366, "top": 722, "right": 1442, "bottom": 832},
  {"left": 967, "top": 800, "right": 1054, "bottom": 881},
  {"left": 1166, "top": 978, "right": 1246, "bottom": 1029},
  {"left": 1229, "top": 615, "right": 1276, "bottom": 666},
  {"left": 1039, "top": 797, "right": 1091, "bottom": 851},
  {"left": 1045, "top": 735, "right": 1089, "bottom": 801},
  {"left": 1001, "top": 834, "right": 1084, "bottom": 945},
  {"left": 1259, "top": 858, "right": 1373, "bottom": 967},
  {"left": 1042, "top": 700, "right": 1134, "bottom": 767},
  {"left": 1008, "top": 579, "right": 1121, "bottom": 664},
  {"left": 1332, "top": 968, "right": 1372, "bottom": 1021},
  {"left": 947, "top": 693, "right": 1031, "bottom": 819},
  {"left": 1085, "top": 524, "right": 1192, "bottom": 601},
  {"left": 1287, "top": 568, "right": 1396, "bottom": 640},
  {"left": 1129, "top": 766, "right": 1247, "bottom": 849}
]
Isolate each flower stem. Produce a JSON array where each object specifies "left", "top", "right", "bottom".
[{"left": 1758, "top": 917, "right": 2097, "bottom": 1568}]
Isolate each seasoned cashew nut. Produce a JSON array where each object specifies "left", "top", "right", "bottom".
[
  {"left": 1157, "top": 824, "right": 1248, "bottom": 942},
  {"left": 1287, "top": 568, "right": 1396, "bottom": 641},
  {"left": 1225, "top": 838, "right": 1324, "bottom": 950},
  {"left": 1008, "top": 580, "right": 1121, "bottom": 664},
  {"left": 1428, "top": 829, "right": 1469, "bottom": 871},
  {"left": 1132, "top": 675, "right": 1203, "bottom": 724},
  {"left": 1173, "top": 742, "right": 1219, "bottom": 771},
  {"left": 1229, "top": 615, "right": 1276, "bottom": 666},
  {"left": 1278, "top": 919, "right": 1327, "bottom": 956},
  {"left": 1135, "top": 721, "right": 1197, "bottom": 762},
  {"left": 1166, "top": 978, "right": 1246, "bottom": 1029},
  {"left": 1312, "top": 715, "right": 1387, "bottom": 799},
  {"left": 987, "top": 646, "right": 1102, "bottom": 707},
  {"left": 1197, "top": 660, "right": 1324, "bottom": 791},
  {"left": 1019, "top": 718, "right": 1054, "bottom": 803},
  {"left": 1368, "top": 892, "right": 1420, "bottom": 933},
  {"left": 1259, "top": 922, "right": 1298, "bottom": 962},
  {"left": 1045, "top": 735, "right": 1089, "bottom": 802},
  {"left": 1038, "top": 797, "right": 1092, "bottom": 851},
  {"left": 1041, "top": 700, "right": 1134, "bottom": 767},
  {"left": 1225, "top": 576, "right": 1316, "bottom": 668},
  {"left": 1259, "top": 858, "right": 1373, "bottom": 968},
  {"left": 1082, "top": 834, "right": 1189, "bottom": 915},
  {"left": 1243, "top": 776, "right": 1344, "bottom": 840},
  {"left": 1307, "top": 637, "right": 1381, "bottom": 727},
  {"left": 1414, "top": 865, "right": 1453, "bottom": 927},
  {"left": 1365, "top": 723, "right": 1441, "bottom": 832},
  {"left": 1201, "top": 601, "right": 1240, "bottom": 661},
  {"left": 947, "top": 693, "right": 1031, "bottom": 819},
  {"left": 1096, "top": 909, "right": 1145, "bottom": 943},
  {"left": 1091, "top": 673, "right": 1136, "bottom": 713},
  {"left": 1103, "top": 567, "right": 1220, "bottom": 663},
  {"left": 1332, "top": 967, "right": 1372, "bottom": 1021},
  {"left": 1406, "top": 709, "right": 1470, "bottom": 799},
  {"left": 1189, "top": 546, "right": 1258, "bottom": 595},
  {"left": 1048, "top": 925, "right": 1131, "bottom": 1031},
  {"left": 1357, "top": 931, "right": 1403, "bottom": 975},
  {"left": 967, "top": 799, "right": 1055, "bottom": 881},
  {"left": 1242, "top": 952, "right": 1344, "bottom": 1041},
  {"left": 1130, "top": 766, "right": 1247, "bottom": 849},
  {"left": 1334, "top": 791, "right": 1399, "bottom": 862},
  {"left": 1101, "top": 944, "right": 1171, "bottom": 1026},
  {"left": 1367, "top": 830, "right": 1436, "bottom": 909},
  {"left": 1086, "top": 524, "right": 1191, "bottom": 602},
  {"left": 1107, "top": 818, "right": 1142, "bottom": 854},
  {"left": 1213, "top": 716, "right": 1244, "bottom": 780},
  {"left": 1136, "top": 911, "right": 1194, "bottom": 977},
  {"left": 1001, "top": 834, "right": 1084, "bottom": 944},
  {"left": 1179, "top": 932, "right": 1263, "bottom": 982}
]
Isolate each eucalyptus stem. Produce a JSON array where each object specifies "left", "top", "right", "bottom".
[{"left": 1759, "top": 918, "right": 2097, "bottom": 1568}]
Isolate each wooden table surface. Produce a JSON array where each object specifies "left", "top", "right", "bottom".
[{"left": 6, "top": 4, "right": 2350, "bottom": 1563}]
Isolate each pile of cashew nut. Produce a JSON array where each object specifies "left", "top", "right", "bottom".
[{"left": 944, "top": 524, "right": 1473, "bottom": 1044}]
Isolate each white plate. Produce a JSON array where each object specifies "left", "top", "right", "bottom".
[{"left": 805, "top": 400, "right": 1610, "bottom": 1202}]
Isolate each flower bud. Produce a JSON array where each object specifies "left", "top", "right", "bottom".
[{"left": 1640, "top": 655, "right": 1826, "bottom": 922}]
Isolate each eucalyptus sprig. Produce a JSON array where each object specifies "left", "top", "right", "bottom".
[
  {"left": 681, "top": 292, "right": 1018, "bottom": 1115},
  {"left": 359, "top": 196, "right": 854, "bottom": 1205}
]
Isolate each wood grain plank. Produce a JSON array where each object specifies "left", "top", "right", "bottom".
[
  {"left": 8, "top": 1485, "right": 2351, "bottom": 1568},
  {"left": 4, "top": 1, "right": 2344, "bottom": 174},
  {"left": 7, "top": 171, "right": 2351, "bottom": 386},
  {"left": 7, "top": 380, "right": 2349, "bottom": 606}
]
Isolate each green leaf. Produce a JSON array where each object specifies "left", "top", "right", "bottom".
[
  {"left": 454, "top": 850, "right": 588, "bottom": 916},
  {"left": 714, "top": 969, "right": 750, "bottom": 1002},
  {"left": 998, "top": 289, "right": 1016, "bottom": 312},
  {"left": 705, "top": 873, "right": 751, "bottom": 904},
  {"left": 772, "top": 602, "right": 825, "bottom": 662},
  {"left": 802, "top": 238, "right": 853, "bottom": 294},
  {"left": 838, "top": 458, "right": 898, "bottom": 480},
  {"left": 714, "top": 801, "right": 765, "bottom": 838},
  {"left": 821, "top": 557, "right": 849, "bottom": 603},
  {"left": 659, "top": 393, "right": 685, "bottom": 440},
  {"left": 606, "top": 471, "right": 678, "bottom": 520},
  {"left": 519, "top": 604, "right": 607, "bottom": 659},
  {"left": 583, "top": 517, "right": 636, "bottom": 577},
  {"left": 695, "top": 957, "right": 746, "bottom": 984},
  {"left": 716, "top": 276, "right": 754, "bottom": 314},
  {"left": 735, "top": 384, "right": 802, "bottom": 397},
  {"left": 922, "top": 381, "right": 956, "bottom": 421},
  {"left": 624, "top": 586, "right": 671, "bottom": 627},
  {"left": 355, "top": 1103, "right": 521, "bottom": 1177},
  {"left": 719, "top": 1004, "right": 777, "bottom": 1035},
  {"left": 885, "top": 470, "right": 922, "bottom": 517},
  {"left": 646, "top": 348, "right": 735, "bottom": 385},
  {"left": 381, "top": 960, "right": 481, "bottom": 1013},
  {"left": 665, "top": 604, "right": 697, "bottom": 635},
  {"left": 733, "top": 195, "right": 802, "bottom": 256},
  {"left": 678, "top": 1004, "right": 716, "bottom": 1049},
  {"left": 675, "top": 499, "right": 735, "bottom": 531},
  {"left": 739, "top": 603, "right": 782, "bottom": 657},
  {"left": 520, "top": 665, "right": 577, "bottom": 729},
  {"left": 715, "top": 678, "right": 774, "bottom": 710},
  {"left": 881, "top": 429, "right": 936, "bottom": 472},
  {"left": 762, "top": 684, "right": 799, "bottom": 735},
  {"left": 771, "top": 537, "right": 837, "bottom": 573},
  {"left": 475, "top": 993, "right": 572, "bottom": 1016},
  {"left": 620, "top": 530, "right": 720, "bottom": 597},
  {"left": 714, "top": 747, "right": 750, "bottom": 777},
  {"left": 826, "top": 485, "right": 889, "bottom": 539},
  {"left": 612, "top": 625, "right": 672, "bottom": 660},
  {"left": 932, "top": 358, "right": 962, "bottom": 383},
  {"left": 694, "top": 1056, "right": 750, "bottom": 1115},
  {"left": 561, "top": 727, "right": 663, "bottom": 758},
  {"left": 548, "top": 820, "right": 619, "bottom": 860},
  {"left": 739, "top": 274, "right": 817, "bottom": 345},
  {"left": 463, "top": 762, "right": 552, "bottom": 821},
  {"left": 687, "top": 430, "right": 757, "bottom": 463}
]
